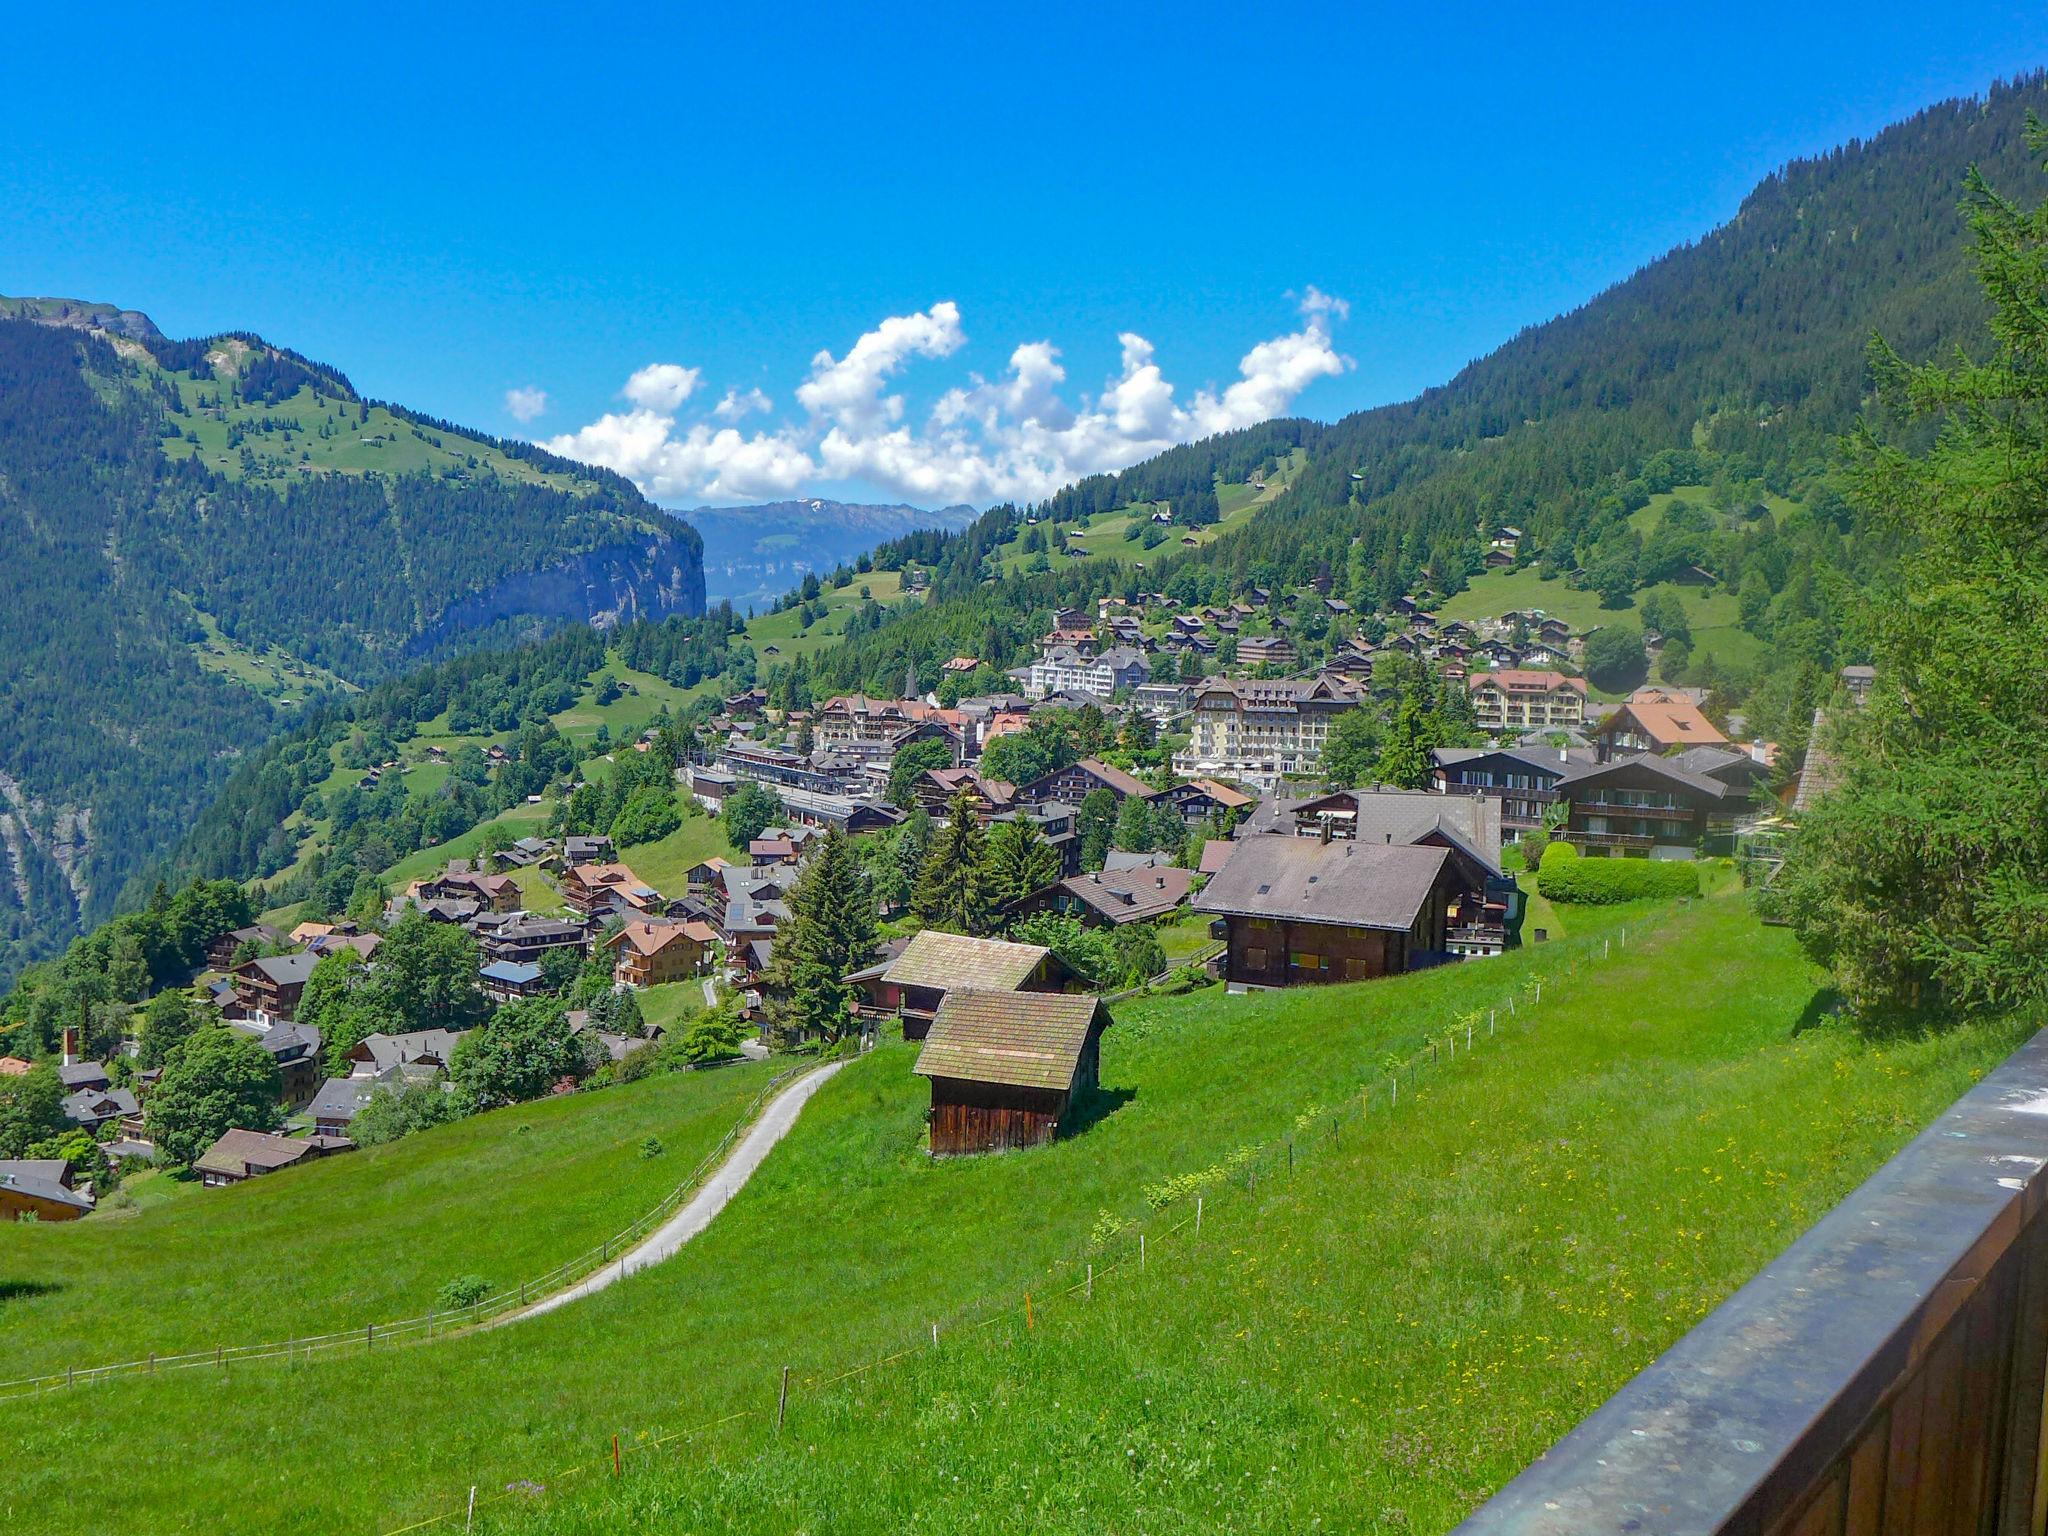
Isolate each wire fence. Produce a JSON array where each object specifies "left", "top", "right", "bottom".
[
  {"left": 369, "top": 903, "right": 1686, "bottom": 1535},
  {"left": 0, "top": 1062, "right": 815, "bottom": 1405}
]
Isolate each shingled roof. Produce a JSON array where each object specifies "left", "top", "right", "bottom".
[
  {"left": 883, "top": 930, "right": 1054, "bottom": 992},
  {"left": 913, "top": 990, "right": 1107, "bottom": 1091},
  {"left": 1193, "top": 836, "right": 1452, "bottom": 931}
]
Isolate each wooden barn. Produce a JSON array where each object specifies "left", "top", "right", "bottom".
[
  {"left": 852, "top": 928, "right": 1075, "bottom": 1041},
  {"left": 912, "top": 990, "right": 1110, "bottom": 1157}
]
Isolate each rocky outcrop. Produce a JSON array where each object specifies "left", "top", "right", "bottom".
[{"left": 409, "top": 529, "right": 706, "bottom": 655}]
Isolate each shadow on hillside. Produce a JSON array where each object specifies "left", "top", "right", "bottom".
[
  {"left": 1064, "top": 1085, "right": 1137, "bottom": 1138},
  {"left": 0, "top": 1279, "right": 62, "bottom": 1308},
  {"left": 1792, "top": 986, "right": 1848, "bottom": 1037}
]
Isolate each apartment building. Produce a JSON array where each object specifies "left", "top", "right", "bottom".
[
  {"left": 1173, "top": 676, "right": 1358, "bottom": 790},
  {"left": 1466, "top": 669, "right": 1589, "bottom": 734}
]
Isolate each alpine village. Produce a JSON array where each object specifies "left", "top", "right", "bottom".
[{"left": 2, "top": 39, "right": 2047, "bottom": 1536}]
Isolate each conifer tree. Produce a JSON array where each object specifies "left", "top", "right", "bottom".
[
  {"left": 913, "top": 788, "right": 993, "bottom": 934},
  {"left": 764, "top": 827, "right": 877, "bottom": 1045},
  {"left": 982, "top": 817, "right": 1060, "bottom": 910}
]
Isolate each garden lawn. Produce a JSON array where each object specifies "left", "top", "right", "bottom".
[
  {"left": 379, "top": 800, "right": 552, "bottom": 888},
  {"left": 3, "top": 894, "right": 2032, "bottom": 1536},
  {"left": 618, "top": 815, "right": 740, "bottom": 897},
  {"left": 0, "top": 1058, "right": 777, "bottom": 1382}
]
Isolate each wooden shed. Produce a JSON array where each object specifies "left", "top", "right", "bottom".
[{"left": 912, "top": 990, "right": 1110, "bottom": 1157}]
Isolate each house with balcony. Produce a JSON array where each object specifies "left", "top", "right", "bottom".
[
  {"left": 1466, "top": 670, "right": 1589, "bottom": 734},
  {"left": 1556, "top": 751, "right": 1739, "bottom": 857},
  {"left": 1173, "top": 676, "right": 1360, "bottom": 790},
  {"left": 1431, "top": 745, "right": 1592, "bottom": 835}
]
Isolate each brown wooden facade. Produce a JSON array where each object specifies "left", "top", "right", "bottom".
[
  {"left": 1216, "top": 866, "right": 1455, "bottom": 988},
  {"left": 926, "top": 1027, "right": 1102, "bottom": 1157}
]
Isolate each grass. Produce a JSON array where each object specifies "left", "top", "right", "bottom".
[
  {"left": 616, "top": 814, "right": 739, "bottom": 897},
  {"left": 379, "top": 801, "right": 553, "bottom": 888},
  {"left": 2, "top": 893, "right": 2032, "bottom": 1534},
  {"left": 507, "top": 864, "right": 570, "bottom": 916},
  {"left": 1436, "top": 566, "right": 1760, "bottom": 681},
  {"left": 185, "top": 606, "right": 355, "bottom": 704},
  {"left": 152, "top": 366, "right": 593, "bottom": 499},
  {"left": 743, "top": 569, "right": 908, "bottom": 666},
  {"left": 982, "top": 453, "right": 1303, "bottom": 580},
  {"left": 552, "top": 655, "right": 712, "bottom": 750},
  {"left": 0, "top": 1060, "right": 776, "bottom": 1382},
  {"left": 640, "top": 981, "right": 711, "bottom": 1036}
]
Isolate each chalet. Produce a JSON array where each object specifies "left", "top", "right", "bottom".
[
  {"left": 561, "top": 834, "right": 615, "bottom": 866},
  {"left": 479, "top": 960, "right": 547, "bottom": 1004},
  {"left": 492, "top": 836, "right": 552, "bottom": 870},
  {"left": 194, "top": 1129, "right": 350, "bottom": 1188},
  {"left": 1017, "top": 756, "right": 1153, "bottom": 807},
  {"left": 684, "top": 857, "right": 731, "bottom": 892},
  {"left": 309, "top": 1073, "right": 386, "bottom": 1137},
  {"left": 233, "top": 951, "right": 319, "bottom": 1019},
  {"left": 1592, "top": 696, "right": 1728, "bottom": 761},
  {"left": 1236, "top": 635, "right": 1299, "bottom": 670},
  {"left": 1155, "top": 777, "right": 1256, "bottom": 827},
  {"left": 56, "top": 1059, "right": 109, "bottom": 1093},
  {"left": 749, "top": 834, "right": 800, "bottom": 867},
  {"left": 207, "top": 923, "right": 284, "bottom": 972},
  {"left": 724, "top": 687, "right": 768, "bottom": 718},
  {"left": 855, "top": 929, "right": 1076, "bottom": 1041},
  {"left": 607, "top": 919, "right": 718, "bottom": 988},
  {"left": 62, "top": 1086, "right": 138, "bottom": 1133},
  {"left": 558, "top": 861, "right": 662, "bottom": 918},
  {"left": 251, "top": 1021, "right": 323, "bottom": 1105},
  {"left": 1432, "top": 745, "right": 1586, "bottom": 835},
  {"left": 1193, "top": 834, "right": 1466, "bottom": 988},
  {"left": 480, "top": 918, "right": 588, "bottom": 966},
  {"left": 1556, "top": 752, "right": 1740, "bottom": 857},
  {"left": 916, "top": 767, "right": 1017, "bottom": 824},
  {"left": 306, "top": 931, "right": 382, "bottom": 963},
  {"left": 417, "top": 864, "right": 520, "bottom": 913},
  {"left": 0, "top": 1159, "right": 94, "bottom": 1221},
  {"left": 1009, "top": 866, "right": 1195, "bottom": 928},
  {"left": 913, "top": 991, "right": 1112, "bottom": 1157},
  {"left": 347, "top": 1029, "right": 465, "bottom": 1078}
]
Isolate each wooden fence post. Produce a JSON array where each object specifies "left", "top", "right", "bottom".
[
  {"left": 1196, "top": 1195, "right": 1203, "bottom": 1236},
  {"left": 775, "top": 1365, "right": 791, "bottom": 1433},
  {"left": 1026, "top": 1291, "right": 1035, "bottom": 1331},
  {"left": 1087, "top": 1262, "right": 1093, "bottom": 1300},
  {"left": 613, "top": 1432, "right": 621, "bottom": 1477},
  {"left": 1140, "top": 1233, "right": 1147, "bottom": 1270},
  {"left": 930, "top": 1321, "right": 939, "bottom": 1347},
  {"left": 466, "top": 1485, "right": 476, "bottom": 1533}
]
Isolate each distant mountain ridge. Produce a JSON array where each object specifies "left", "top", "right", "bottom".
[
  {"left": 0, "top": 298, "right": 705, "bottom": 983},
  {"left": 682, "top": 497, "right": 978, "bottom": 608}
]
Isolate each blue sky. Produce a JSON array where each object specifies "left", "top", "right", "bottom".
[{"left": 3, "top": 2, "right": 2044, "bottom": 507}]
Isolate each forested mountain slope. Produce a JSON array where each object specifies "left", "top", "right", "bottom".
[
  {"left": 0, "top": 308, "right": 705, "bottom": 984},
  {"left": 795, "top": 77, "right": 2048, "bottom": 727},
  {"left": 687, "top": 497, "right": 977, "bottom": 609}
]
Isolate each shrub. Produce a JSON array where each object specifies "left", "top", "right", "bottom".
[
  {"left": 1538, "top": 855, "right": 1699, "bottom": 904},
  {"left": 436, "top": 1274, "right": 492, "bottom": 1310},
  {"left": 1539, "top": 840, "right": 1579, "bottom": 870}
]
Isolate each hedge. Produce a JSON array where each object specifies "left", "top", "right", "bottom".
[{"left": 1537, "top": 853, "right": 1700, "bottom": 904}]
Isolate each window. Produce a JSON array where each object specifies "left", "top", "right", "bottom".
[{"left": 1290, "top": 951, "right": 1323, "bottom": 972}]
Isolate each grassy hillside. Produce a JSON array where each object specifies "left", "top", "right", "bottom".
[
  {"left": 0, "top": 893, "right": 2029, "bottom": 1534},
  {"left": 0, "top": 1057, "right": 775, "bottom": 1379}
]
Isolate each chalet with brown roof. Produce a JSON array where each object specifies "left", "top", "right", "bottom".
[
  {"left": 1017, "top": 757, "right": 1153, "bottom": 807},
  {"left": 416, "top": 863, "right": 520, "bottom": 913},
  {"left": 1593, "top": 696, "right": 1729, "bottom": 760},
  {"left": 913, "top": 990, "right": 1111, "bottom": 1156},
  {"left": 1009, "top": 866, "right": 1194, "bottom": 928},
  {"left": 558, "top": 861, "right": 662, "bottom": 917},
  {"left": 195, "top": 1128, "right": 351, "bottom": 1187},
  {"left": 1557, "top": 751, "right": 1740, "bottom": 857},
  {"left": 206, "top": 923, "right": 284, "bottom": 972},
  {"left": 916, "top": 767, "right": 1017, "bottom": 824},
  {"left": 855, "top": 929, "right": 1076, "bottom": 1040},
  {"left": 607, "top": 919, "right": 718, "bottom": 988},
  {"left": 1156, "top": 777, "right": 1255, "bottom": 827},
  {"left": 232, "top": 951, "right": 319, "bottom": 1018}
]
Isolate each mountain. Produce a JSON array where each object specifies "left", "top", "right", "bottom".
[
  {"left": 0, "top": 303, "right": 704, "bottom": 984},
  {"left": 797, "top": 77, "right": 2048, "bottom": 725},
  {"left": 682, "top": 498, "right": 977, "bottom": 609}
]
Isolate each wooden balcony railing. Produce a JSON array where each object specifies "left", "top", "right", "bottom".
[{"left": 1453, "top": 1027, "right": 2048, "bottom": 1536}]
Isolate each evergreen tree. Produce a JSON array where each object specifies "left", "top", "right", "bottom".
[
  {"left": 1773, "top": 132, "right": 2048, "bottom": 1018},
  {"left": 913, "top": 789, "right": 993, "bottom": 934},
  {"left": 982, "top": 817, "right": 1060, "bottom": 909},
  {"left": 765, "top": 827, "right": 877, "bottom": 1044}
]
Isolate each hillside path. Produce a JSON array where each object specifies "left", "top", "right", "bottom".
[{"left": 492, "top": 1061, "right": 846, "bottom": 1326}]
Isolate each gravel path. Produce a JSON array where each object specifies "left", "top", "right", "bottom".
[{"left": 491, "top": 1061, "right": 846, "bottom": 1325}]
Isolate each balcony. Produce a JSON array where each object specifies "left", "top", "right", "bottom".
[
  {"left": 1575, "top": 799, "right": 1696, "bottom": 821},
  {"left": 1453, "top": 1027, "right": 2048, "bottom": 1536}
]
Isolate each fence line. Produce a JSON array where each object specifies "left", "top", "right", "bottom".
[
  {"left": 372, "top": 903, "right": 1686, "bottom": 1534},
  {"left": 0, "top": 1061, "right": 818, "bottom": 1404}
]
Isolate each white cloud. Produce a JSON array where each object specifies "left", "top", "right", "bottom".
[
  {"left": 622, "top": 362, "right": 701, "bottom": 412},
  {"left": 541, "top": 291, "right": 1348, "bottom": 506},
  {"left": 713, "top": 386, "right": 773, "bottom": 421},
  {"left": 795, "top": 301, "right": 965, "bottom": 433},
  {"left": 504, "top": 386, "right": 549, "bottom": 423}
]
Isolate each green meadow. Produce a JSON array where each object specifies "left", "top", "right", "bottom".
[{"left": 0, "top": 891, "right": 2029, "bottom": 1535}]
